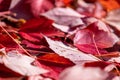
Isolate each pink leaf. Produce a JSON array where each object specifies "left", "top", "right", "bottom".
[
  {"left": 27, "top": 0, "right": 54, "bottom": 17},
  {"left": 104, "top": 9, "right": 120, "bottom": 31},
  {"left": 42, "top": 7, "right": 84, "bottom": 33},
  {"left": 74, "top": 21, "right": 119, "bottom": 54},
  {"left": 28, "top": 75, "right": 52, "bottom": 80},
  {"left": 77, "top": 0, "right": 106, "bottom": 18},
  {"left": 112, "top": 76, "right": 120, "bottom": 80},
  {"left": 59, "top": 65, "right": 109, "bottom": 80}
]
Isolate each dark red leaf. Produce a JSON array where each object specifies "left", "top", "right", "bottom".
[
  {"left": 0, "top": 64, "right": 21, "bottom": 78},
  {"left": 0, "top": 0, "right": 11, "bottom": 11}
]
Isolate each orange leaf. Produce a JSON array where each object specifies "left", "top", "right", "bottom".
[
  {"left": 38, "top": 54, "right": 74, "bottom": 66},
  {"left": 63, "top": 0, "right": 72, "bottom": 4},
  {"left": 99, "top": 0, "right": 120, "bottom": 12}
]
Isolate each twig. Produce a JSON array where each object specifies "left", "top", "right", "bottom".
[{"left": 0, "top": 26, "right": 34, "bottom": 58}]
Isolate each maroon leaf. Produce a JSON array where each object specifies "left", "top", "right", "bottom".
[
  {"left": 0, "top": 63, "right": 21, "bottom": 78},
  {"left": 10, "top": 0, "right": 54, "bottom": 19},
  {"left": 0, "top": 0, "right": 11, "bottom": 11}
]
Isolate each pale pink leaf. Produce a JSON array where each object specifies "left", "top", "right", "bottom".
[
  {"left": 45, "top": 36, "right": 99, "bottom": 64},
  {"left": 28, "top": 75, "right": 52, "bottom": 80},
  {"left": 104, "top": 9, "right": 120, "bottom": 31},
  {"left": 109, "top": 57, "right": 120, "bottom": 63},
  {"left": 0, "top": 49, "right": 48, "bottom": 76},
  {"left": 112, "top": 76, "right": 120, "bottom": 80},
  {"left": 59, "top": 65, "right": 108, "bottom": 80},
  {"left": 77, "top": 0, "right": 105, "bottom": 18},
  {"left": 42, "top": 7, "right": 84, "bottom": 28}
]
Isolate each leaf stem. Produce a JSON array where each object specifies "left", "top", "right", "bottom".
[{"left": 91, "top": 32, "right": 104, "bottom": 60}]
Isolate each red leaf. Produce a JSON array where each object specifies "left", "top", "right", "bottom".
[
  {"left": 21, "top": 40, "right": 47, "bottom": 50},
  {"left": 0, "top": 33, "right": 18, "bottom": 49},
  {"left": 19, "top": 17, "right": 64, "bottom": 43},
  {"left": 38, "top": 54, "right": 74, "bottom": 66},
  {"left": 84, "top": 61, "right": 110, "bottom": 69},
  {"left": 0, "top": 77, "right": 22, "bottom": 80}
]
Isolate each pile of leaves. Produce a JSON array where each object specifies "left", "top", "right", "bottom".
[{"left": 1, "top": 0, "right": 120, "bottom": 80}]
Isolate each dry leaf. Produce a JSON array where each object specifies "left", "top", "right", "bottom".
[
  {"left": 0, "top": 49, "right": 48, "bottom": 76},
  {"left": 45, "top": 36, "right": 99, "bottom": 64}
]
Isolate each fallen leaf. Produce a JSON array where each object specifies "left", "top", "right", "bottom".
[
  {"left": 0, "top": 49, "right": 48, "bottom": 76},
  {"left": 28, "top": 75, "right": 52, "bottom": 80},
  {"left": 0, "top": 32, "right": 18, "bottom": 49},
  {"left": 112, "top": 76, "right": 120, "bottom": 80},
  {"left": 0, "top": 77, "right": 23, "bottom": 80},
  {"left": 104, "top": 9, "right": 120, "bottom": 32},
  {"left": 77, "top": 0, "right": 105, "bottom": 18},
  {"left": 98, "top": 0, "right": 120, "bottom": 12},
  {"left": 38, "top": 53, "right": 74, "bottom": 66},
  {"left": 45, "top": 36, "right": 99, "bottom": 64},
  {"left": 0, "top": 0, "right": 11, "bottom": 11},
  {"left": 74, "top": 21, "right": 119, "bottom": 54},
  {"left": 59, "top": 65, "right": 109, "bottom": 80},
  {"left": 10, "top": 0, "right": 54, "bottom": 19},
  {"left": 19, "top": 16, "right": 64, "bottom": 42},
  {"left": 42, "top": 7, "right": 84, "bottom": 30}
]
